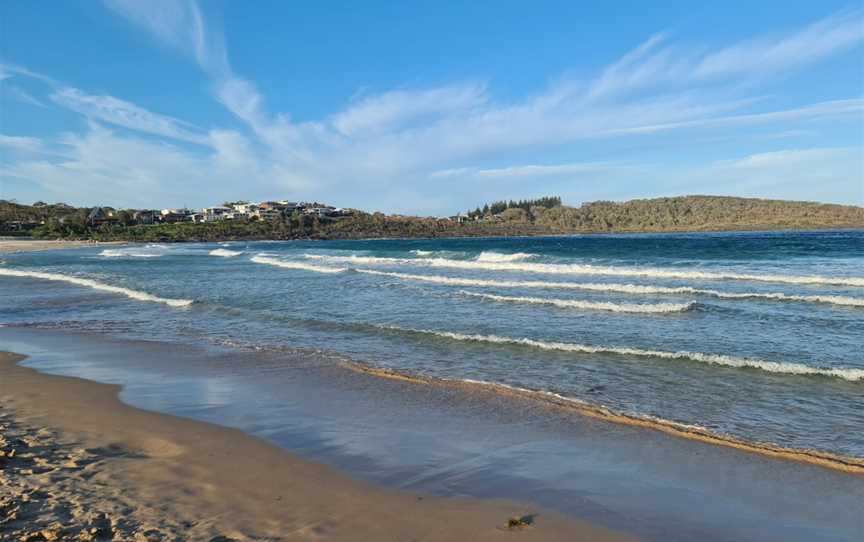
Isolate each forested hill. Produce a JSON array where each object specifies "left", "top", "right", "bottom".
[
  {"left": 2, "top": 195, "right": 862, "bottom": 242},
  {"left": 531, "top": 195, "right": 864, "bottom": 232}
]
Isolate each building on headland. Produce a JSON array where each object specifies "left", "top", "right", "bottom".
[
  {"left": 87, "top": 207, "right": 118, "bottom": 227},
  {"left": 202, "top": 206, "right": 232, "bottom": 222},
  {"left": 132, "top": 210, "right": 157, "bottom": 224},
  {"left": 159, "top": 208, "right": 192, "bottom": 223}
]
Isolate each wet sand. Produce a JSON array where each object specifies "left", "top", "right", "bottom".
[
  {"left": 0, "top": 351, "right": 631, "bottom": 541},
  {"left": 0, "top": 239, "right": 123, "bottom": 254}
]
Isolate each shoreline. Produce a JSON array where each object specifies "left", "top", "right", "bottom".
[
  {"left": 0, "top": 351, "right": 632, "bottom": 541},
  {"left": 340, "top": 361, "right": 864, "bottom": 475}
]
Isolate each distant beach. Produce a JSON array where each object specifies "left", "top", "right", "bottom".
[{"left": 0, "top": 239, "right": 123, "bottom": 254}]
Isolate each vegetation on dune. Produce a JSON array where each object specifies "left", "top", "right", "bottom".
[{"left": 2, "top": 195, "right": 862, "bottom": 242}]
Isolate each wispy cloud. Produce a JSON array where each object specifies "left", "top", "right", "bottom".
[
  {"left": 694, "top": 10, "right": 864, "bottom": 78},
  {"left": 0, "top": 135, "right": 46, "bottom": 153},
  {"left": 103, "top": 0, "right": 228, "bottom": 76},
  {"left": 331, "top": 83, "right": 488, "bottom": 137},
  {"left": 2, "top": 84, "right": 45, "bottom": 107},
  {"left": 431, "top": 162, "right": 622, "bottom": 179},
  {"left": 50, "top": 87, "right": 210, "bottom": 145}
]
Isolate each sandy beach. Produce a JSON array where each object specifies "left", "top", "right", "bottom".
[
  {"left": 0, "top": 351, "right": 633, "bottom": 541},
  {"left": 0, "top": 239, "right": 124, "bottom": 255}
]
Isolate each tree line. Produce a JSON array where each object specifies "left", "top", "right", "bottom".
[{"left": 466, "top": 196, "right": 562, "bottom": 219}]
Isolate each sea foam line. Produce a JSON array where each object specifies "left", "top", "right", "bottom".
[
  {"left": 458, "top": 290, "right": 695, "bottom": 313},
  {"left": 304, "top": 254, "right": 864, "bottom": 287},
  {"left": 250, "top": 254, "right": 347, "bottom": 273},
  {"left": 376, "top": 324, "right": 864, "bottom": 382},
  {"left": 209, "top": 248, "right": 243, "bottom": 257},
  {"left": 0, "top": 268, "right": 193, "bottom": 307},
  {"left": 356, "top": 270, "right": 864, "bottom": 307}
]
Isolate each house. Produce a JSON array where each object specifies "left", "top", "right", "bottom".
[
  {"left": 133, "top": 210, "right": 157, "bottom": 225},
  {"left": 202, "top": 206, "right": 232, "bottom": 222},
  {"left": 87, "top": 207, "right": 117, "bottom": 227},
  {"left": 159, "top": 209, "right": 190, "bottom": 223},
  {"left": 303, "top": 206, "right": 336, "bottom": 218},
  {"left": 231, "top": 202, "right": 259, "bottom": 216}
]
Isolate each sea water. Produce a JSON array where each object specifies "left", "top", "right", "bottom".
[{"left": 1, "top": 231, "right": 863, "bottom": 458}]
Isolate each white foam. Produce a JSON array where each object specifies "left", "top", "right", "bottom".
[
  {"left": 377, "top": 325, "right": 864, "bottom": 382},
  {"left": 305, "top": 254, "right": 864, "bottom": 287},
  {"left": 356, "top": 270, "right": 864, "bottom": 308},
  {"left": 99, "top": 246, "right": 166, "bottom": 258},
  {"left": 209, "top": 248, "right": 243, "bottom": 257},
  {"left": 475, "top": 251, "right": 536, "bottom": 262},
  {"left": 0, "top": 268, "right": 193, "bottom": 307},
  {"left": 458, "top": 290, "right": 694, "bottom": 313},
  {"left": 250, "top": 255, "right": 347, "bottom": 274}
]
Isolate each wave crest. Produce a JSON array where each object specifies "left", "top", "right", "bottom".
[
  {"left": 357, "top": 270, "right": 864, "bottom": 308},
  {"left": 251, "top": 255, "right": 347, "bottom": 273},
  {"left": 377, "top": 325, "right": 864, "bottom": 382},
  {"left": 458, "top": 290, "right": 694, "bottom": 313},
  {"left": 475, "top": 251, "right": 536, "bottom": 262},
  {"left": 305, "top": 254, "right": 864, "bottom": 287},
  {"left": 209, "top": 248, "right": 243, "bottom": 257},
  {"left": 0, "top": 268, "right": 193, "bottom": 307}
]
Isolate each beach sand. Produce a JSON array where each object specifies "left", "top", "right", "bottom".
[
  {"left": 0, "top": 239, "right": 123, "bottom": 254},
  {"left": 0, "top": 351, "right": 633, "bottom": 541}
]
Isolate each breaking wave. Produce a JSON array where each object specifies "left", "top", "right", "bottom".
[
  {"left": 304, "top": 254, "right": 864, "bottom": 287},
  {"left": 209, "top": 248, "right": 243, "bottom": 257},
  {"left": 376, "top": 325, "right": 864, "bottom": 382},
  {"left": 99, "top": 245, "right": 168, "bottom": 258},
  {"left": 475, "top": 251, "right": 537, "bottom": 262},
  {"left": 0, "top": 268, "right": 193, "bottom": 307},
  {"left": 356, "top": 270, "right": 864, "bottom": 307},
  {"left": 250, "top": 255, "right": 347, "bottom": 274},
  {"left": 458, "top": 290, "right": 695, "bottom": 313}
]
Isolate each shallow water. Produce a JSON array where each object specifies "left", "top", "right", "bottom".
[
  {"left": 1, "top": 231, "right": 862, "bottom": 458},
  {"left": 2, "top": 328, "right": 862, "bottom": 542}
]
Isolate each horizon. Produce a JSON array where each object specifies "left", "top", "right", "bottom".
[{"left": 1, "top": 1, "right": 863, "bottom": 214}]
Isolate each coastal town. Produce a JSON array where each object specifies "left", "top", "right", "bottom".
[{"left": 0, "top": 199, "right": 359, "bottom": 232}]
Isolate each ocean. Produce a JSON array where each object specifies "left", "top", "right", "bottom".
[{"left": 1, "top": 231, "right": 863, "bottom": 461}]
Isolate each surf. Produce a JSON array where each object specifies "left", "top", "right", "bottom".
[
  {"left": 376, "top": 324, "right": 864, "bottom": 382},
  {"left": 458, "top": 290, "right": 695, "bottom": 313},
  {"left": 209, "top": 248, "right": 243, "bottom": 257},
  {"left": 250, "top": 254, "right": 347, "bottom": 273},
  {"left": 355, "top": 270, "right": 864, "bottom": 307},
  {"left": 304, "top": 254, "right": 864, "bottom": 287},
  {"left": 0, "top": 268, "right": 193, "bottom": 307}
]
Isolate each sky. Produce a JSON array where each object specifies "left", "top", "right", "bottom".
[{"left": 0, "top": 1, "right": 862, "bottom": 215}]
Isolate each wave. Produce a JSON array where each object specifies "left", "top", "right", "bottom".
[
  {"left": 305, "top": 254, "right": 864, "bottom": 287},
  {"left": 475, "top": 251, "right": 537, "bottom": 262},
  {"left": 375, "top": 324, "right": 864, "bottom": 382},
  {"left": 0, "top": 268, "right": 193, "bottom": 307},
  {"left": 341, "top": 362, "right": 864, "bottom": 473},
  {"left": 99, "top": 245, "right": 168, "bottom": 258},
  {"left": 458, "top": 290, "right": 695, "bottom": 313},
  {"left": 250, "top": 255, "right": 347, "bottom": 274},
  {"left": 209, "top": 248, "right": 243, "bottom": 257},
  {"left": 355, "top": 270, "right": 864, "bottom": 308}
]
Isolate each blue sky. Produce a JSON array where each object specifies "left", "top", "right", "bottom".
[{"left": 1, "top": 1, "right": 862, "bottom": 214}]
